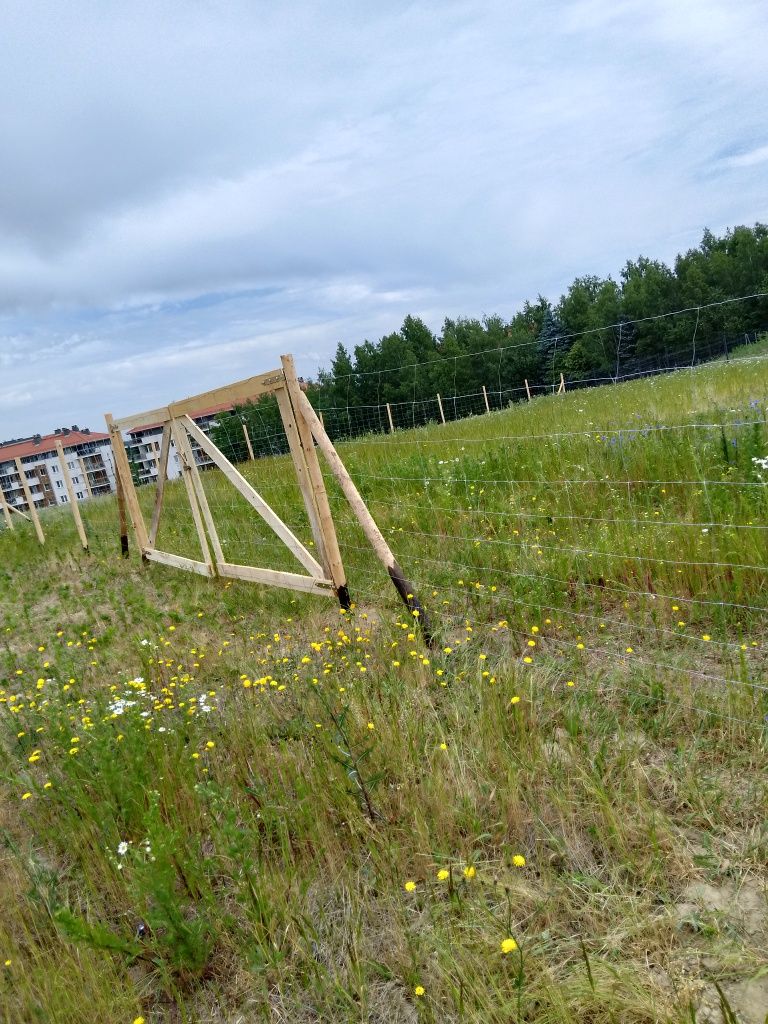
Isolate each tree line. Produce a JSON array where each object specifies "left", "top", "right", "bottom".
[{"left": 211, "top": 223, "right": 768, "bottom": 459}]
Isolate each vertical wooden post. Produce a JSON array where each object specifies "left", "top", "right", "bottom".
[
  {"left": 105, "top": 414, "right": 150, "bottom": 552},
  {"left": 78, "top": 456, "right": 93, "bottom": 497},
  {"left": 170, "top": 419, "right": 215, "bottom": 572},
  {"left": 525, "top": 379, "right": 531, "bottom": 402},
  {"left": 293, "top": 388, "right": 433, "bottom": 644},
  {"left": 436, "top": 393, "right": 446, "bottom": 424},
  {"left": 558, "top": 373, "right": 566, "bottom": 395},
  {"left": 56, "top": 442, "right": 88, "bottom": 551},
  {"left": 280, "top": 355, "right": 349, "bottom": 608},
  {"left": 0, "top": 490, "right": 14, "bottom": 531},
  {"left": 115, "top": 474, "right": 129, "bottom": 557},
  {"left": 242, "top": 421, "right": 255, "bottom": 461},
  {"left": 482, "top": 385, "right": 490, "bottom": 413},
  {"left": 148, "top": 423, "right": 171, "bottom": 548},
  {"left": 174, "top": 420, "right": 223, "bottom": 566},
  {"left": 386, "top": 403, "right": 395, "bottom": 433},
  {"left": 14, "top": 458, "right": 45, "bottom": 544}
]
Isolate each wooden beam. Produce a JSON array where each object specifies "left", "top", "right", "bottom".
[
  {"left": 14, "top": 458, "right": 45, "bottom": 545},
  {"left": 112, "top": 367, "right": 286, "bottom": 433},
  {"left": 275, "top": 387, "right": 329, "bottom": 571},
  {"left": 293, "top": 388, "right": 432, "bottom": 641},
  {"left": 558, "top": 372, "right": 566, "bottom": 395},
  {"left": 148, "top": 423, "right": 171, "bottom": 548},
  {"left": 217, "top": 562, "right": 336, "bottom": 595},
  {"left": 56, "top": 441, "right": 88, "bottom": 551},
  {"left": 144, "top": 548, "right": 214, "bottom": 576},
  {"left": 482, "top": 385, "right": 490, "bottom": 414},
  {"left": 280, "top": 355, "right": 349, "bottom": 606},
  {"left": 386, "top": 402, "right": 395, "bottom": 433},
  {"left": 0, "top": 490, "right": 13, "bottom": 531},
  {"left": 242, "top": 421, "right": 255, "bottom": 461},
  {"left": 78, "top": 455, "right": 93, "bottom": 498},
  {"left": 524, "top": 379, "right": 531, "bottom": 402},
  {"left": 436, "top": 393, "right": 446, "bottom": 424},
  {"left": 175, "top": 420, "right": 224, "bottom": 565},
  {"left": 170, "top": 419, "right": 214, "bottom": 572},
  {"left": 182, "top": 414, "right": 325, "bottom": 580},
  {"left": 105, "top": 414, "right": 150, "bottom": 551}
]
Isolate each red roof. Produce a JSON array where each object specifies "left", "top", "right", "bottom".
[
  {"left": 127, "top": 402, "right": 234, "bottom": 435},
  {"left": 0, "top": 430, "right": 110, "bottom": 463}
]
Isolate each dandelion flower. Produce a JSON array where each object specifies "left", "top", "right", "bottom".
[
  {"left": 437, "top": 869, "right": 450, "bottom": 881},
  {"left": 463, "top": 865, "right": 476, "bottom": 879},
  {"left": 404, "top": 880, "right": 416, "bottom": 892},
  {"left": 510, "top": 695, "right": 521, "bottom": 704},
  {"left": 367, "top": 722, "right": 375, "bottom": 730},
  {"left": 21, "top": 792, "right": 32, "bottom": 800},
  {"left": 439, "top": 742, "right": 447, "bottom": 750},
  {"left": 501, "top": 937, "right": 518, "bottom": 953},
  {"left": 205, "top": 741, "right": 215, "bottom": 749},
  {"left": 414, "top": 986, "right": 425, "bottom": 997},
  {"left": 512, "top": 854, "right": 526, "bottom": 867}
]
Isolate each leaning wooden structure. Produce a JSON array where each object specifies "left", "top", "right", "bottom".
[{"left": 106, "top": 354, "right": 429, "bottom": 633}]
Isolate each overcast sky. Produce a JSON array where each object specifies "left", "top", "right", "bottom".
[{"left": 1, "top": 0, "right": 767, "bottom": 438}]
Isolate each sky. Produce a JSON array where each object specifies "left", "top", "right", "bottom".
[{"left": 1, "top": 0, "right": 767, "bottom": 439}]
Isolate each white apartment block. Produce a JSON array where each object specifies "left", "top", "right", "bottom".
[
  {"left": 125, "top": 403, "right": 233, "bottom": 486},
  {"left": 0, "top": 427, "right": 116, "bottom": 515}
]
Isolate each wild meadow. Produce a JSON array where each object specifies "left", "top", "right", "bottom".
[{"left": 1, "top": 345, "right": 767, "bottom": 1023}]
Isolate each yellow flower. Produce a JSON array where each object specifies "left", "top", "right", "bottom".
[
  {"left": 206, "top": 741, "right": 215, "bottom": 749},
  {"left": 512, "top": 854, "right": 526, "bottom": 867},
  {"left": 414, "top": 985, "right": 425, "bottom": 997},
  {"left": 510, "top": 695, "right": 521, "bottom": 705},
  {"left": 501, "top": 937, "right": 518, "bottom": 954},
  {"left": 21, "top": 792, "right": 32, "bottom": 800},
  {"left": 702, "top": 634, "right": 711, "bottom": 642},
  {"left": 133, "top": 1017, "right": 146, "bottom": 1024},
  {"left": 437, "top": 869, "right": 449, "bottom": 881},
  {"left": 523, "top": 656, "right": 532, "bottom": 664},
  {"left": 463, "top": 865, "right": 476, "bottom": 879},
  {"left": 404, "top": 880, "right": 416, "bottom": 892},
  {"left": 367, "top": 722, "right": 375, "bottom": 730}
]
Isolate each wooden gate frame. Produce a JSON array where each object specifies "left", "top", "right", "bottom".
[{"left": 105, "top": 354, "right": 430, "bottom": 633}]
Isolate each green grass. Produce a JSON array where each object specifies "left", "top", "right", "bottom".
[{"left": 0, "top": 348, "right": 766, "bottom": 1023}]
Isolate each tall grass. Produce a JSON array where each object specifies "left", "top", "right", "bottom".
[{"left": 0, "top": 349, "right": 766, "bottom": 1023}]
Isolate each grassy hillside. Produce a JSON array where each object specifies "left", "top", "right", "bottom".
[{"left": 1, "top": 347, "right": 766, "bottom": 1023}]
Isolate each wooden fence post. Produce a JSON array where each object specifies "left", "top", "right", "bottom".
[
  {"left": 56, "top": 441, "right": 88, "bottom": 551},
  {"left": 105, "top": 414, "right": 150, "bottom": 553},
  {"left": 482, "top": 385, "right": 490, "bottom": 414},
  {"left": 280, "top": 355, "right": 350, "bottom": 608},
  {"left": 386, "top": 403, "right": 395, "bottom": 433},
  {"left": 436, "top": 393, "right": 446, "bottom": 424},
  {"left": 0, "top": 491, "right": 13, "bottom": 531},
  {"left": 14, "top": 458, "right": 45, "bottom": 544},
  {"left": 525, "top": 379, "right": 531, "bottom": 401},
  {"left": 293, "top": 387, "right": 433, "bottom": 644},
  {"left": 242, "top": 421, "right": 255, "bottom": 461},
  {"left": 558, "top": 373, "right": 566, "bottom": 395},
  {"left": 78, "top": 456, "right": 93, "bottom": 498}
]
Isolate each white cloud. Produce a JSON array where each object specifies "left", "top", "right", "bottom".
[{"left": 1, "top": 0, "right": 767, "bottom": 436}]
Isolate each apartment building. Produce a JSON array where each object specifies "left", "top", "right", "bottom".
[
  {"left": 0, "top": 427, "right": 116, "bottom": 515},
  {"left": 125, "top": 403, "right": 233, "bottom": 485}
]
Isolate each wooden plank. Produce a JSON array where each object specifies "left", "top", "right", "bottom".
[
  {"left": 8, "top": 503, "right": 31, "bottom": 522},
  {"left": 105, "top": 414, "right": 150, "bottom": 550},
  {"left": 482, "top": 385, "right": 490, "bottom": 413},
  {"left": 0, "top": 491, "right": 14, "bottom": 531},
  {"left": 176, "top": 420, "right": 224, "bottom": 564},
  {"left": 558, "top": 372, "right": 566, "bottom": 395},
  {"left": 78, "top": 456, "right": 93, "bottom": 498},
  {"left": 280, "top": 355, "right": 348, "bottom": 600},
  {"left": 148, "top": 423, "right": 171, "bottom": 547},
  {"left": 524, "top": 379, "right": 531, "bottom": 401},
  {"left": 112, "top": 368, "right": 286, "bottom": 433},
  {"left": 436, "top": 393, "right": 446, "bottom": 424},
  {"left": 170, "top": 419, "right": 214, "bottom": 572},
  {"left": 56, "top": 441, "right": 88, "bottom": 550},
  {"left": 275, "top": 387, "right": 329, "bottom": 571},
  {"left": 14, "top": 458, "right": 45, "bottom": 545},
  {"left": 293, "top": 388, "right": 432, "bottom": 640},
  {"left": 181, "top": 414, "right": 325, "bottom": 580},
  {"left": 242, "top": 421, "right": 255, "bottom": 461},
  {"left": 144, "top": 548, "right": 214, "bottom": 576},
  {"left": 386, "top": 402, "right": 395, "bottom": 432},
  {"left": 218, "top": 562, "right": 335, "bottom": 595}
]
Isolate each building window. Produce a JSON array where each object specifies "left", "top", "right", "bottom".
[
  {"left": 56, "top": 480, "right": 63, "bottom": 489},
  {"left": 76, "top": 492, "right": 84, "bottom": 500}
]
